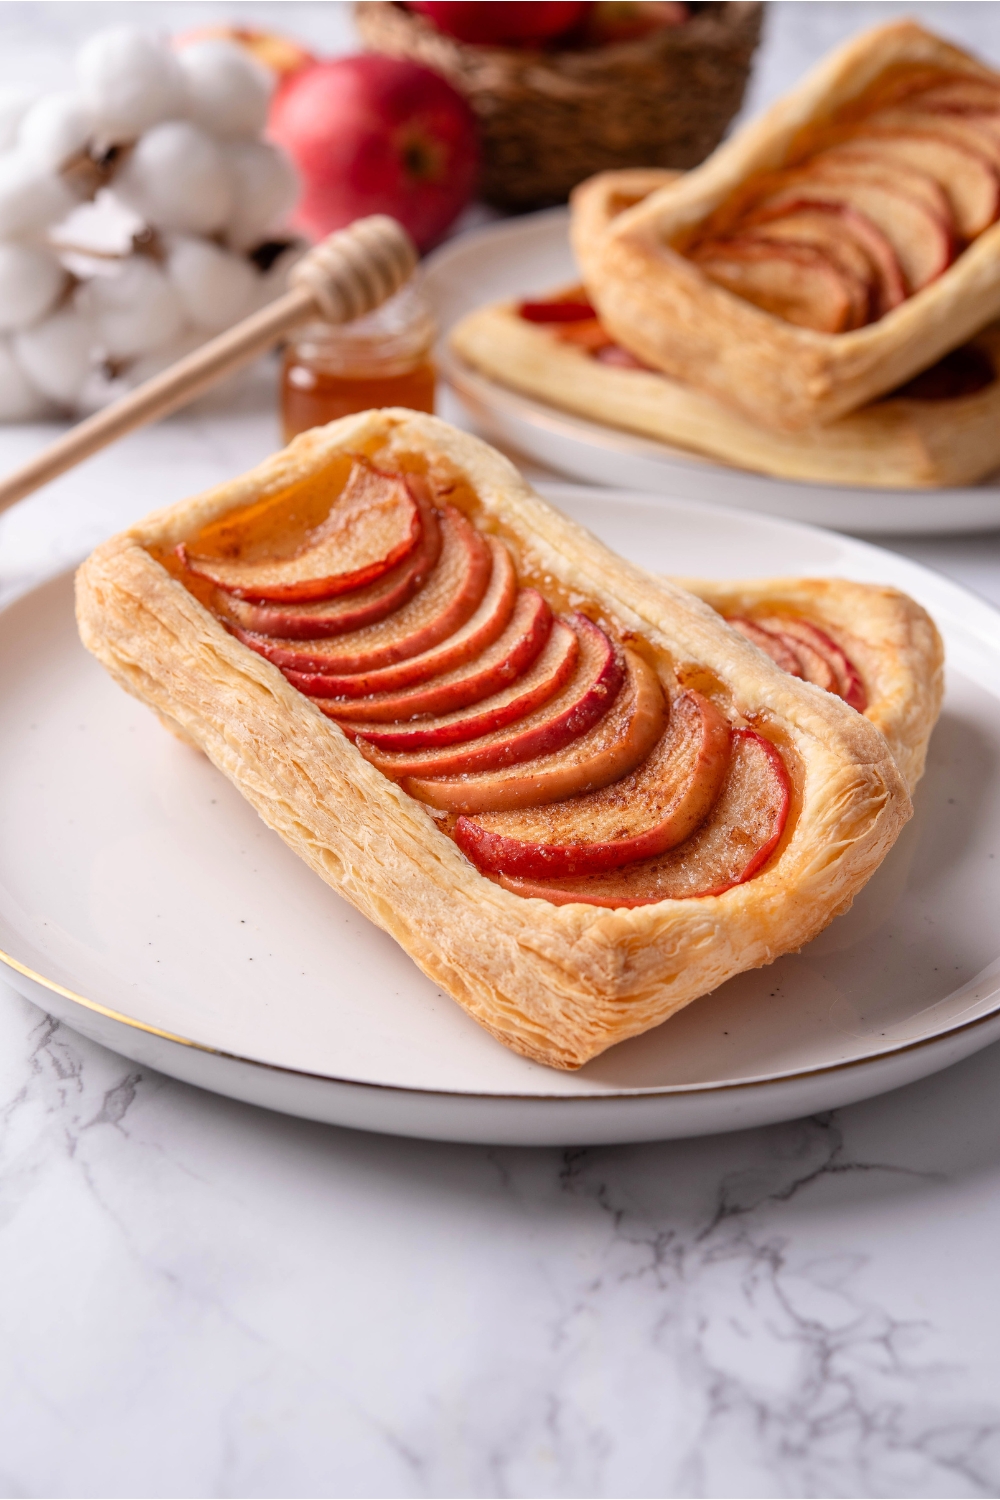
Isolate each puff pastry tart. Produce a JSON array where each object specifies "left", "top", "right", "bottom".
[
  {"left": 76, "top": 411, "right": 914, "bottom": 1070},
  {"left": 450, "top": 285, "right": 1000, "bottom": 488},
  {"left": 588, "top": 21, "right": 1000, "bottom": 432}
]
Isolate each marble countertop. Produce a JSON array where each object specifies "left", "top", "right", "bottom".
[{"left": 4, "top": 5, "right": 1000, "bottom": 1497}]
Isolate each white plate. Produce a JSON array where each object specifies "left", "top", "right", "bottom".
[
  {"left": 423, "top": 209, "right": 1000, "bottom": 537},
  {"left": 4, "top": 491, "right": 1000, "bottom": 1146}
]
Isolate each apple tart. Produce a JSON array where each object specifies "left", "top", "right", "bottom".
[
  {"left": 588, "top": 21, "right": 1000, "bottom": 431},
  {"left": 76, "top": 410, "right": 915, "bottom": 1069}
]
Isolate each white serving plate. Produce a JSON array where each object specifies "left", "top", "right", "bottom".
[
  {"left": 4, "top": 490, "right": 1000, "bottom": 1146},
  {"left": 423, "top": 209, "right": 1000, "bottom": 537}
]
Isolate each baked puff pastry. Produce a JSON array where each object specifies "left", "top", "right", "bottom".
[
  {"left": 76, "top": 410, "right": 913, "bottom": 1070},
  {"left": 589, "top": 21, "right": 1000, "bottom": 432},
  {"left": 674, "top": 577, "right": 944, "bottom": 793}
]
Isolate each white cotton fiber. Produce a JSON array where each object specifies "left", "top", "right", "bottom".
[
  {"left": 76, "top": 255, "right": 183, "bottom": 358},
  {"left": 166, "top": 235, "right": 256, "bottom": 332},
  {"left": 178, "top": 39, "right": 272, "bottom": 140},
  {"left": 225, "top": 139, "right": 299, "bottom": 252},
  {"left": 0, "top": 243, "right": 68, "bottom": 331},
  {"left": 113, "top": 121, "right": 232, "bottom": 234},
  {"left": 77, "top": 27, "right": 188, "bottom": 142},
  {"left": 14, "top": 304, "right": 94, "bottom": 405}
]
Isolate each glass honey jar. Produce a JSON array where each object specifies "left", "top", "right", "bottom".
[{"left": 281, "top": 278, "right": 437, "bottom": 441}]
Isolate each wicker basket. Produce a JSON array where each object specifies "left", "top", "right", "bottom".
[{"left": 354, "top": 2, "right": 764, "bottom": 211}]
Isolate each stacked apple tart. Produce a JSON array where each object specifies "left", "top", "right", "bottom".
[{"left": 450, "top": 21, "right": 1000, "bottom": 487}]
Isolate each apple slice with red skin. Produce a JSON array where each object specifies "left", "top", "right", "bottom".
[
  {"left": 355, "top": 613, "right": 624, "bottom": 781},
  {"left": 821, "top": 133, "right": 1000, "bottom": 240},
  {"left": 754, "top": 616, "right": 867, "bottom": 711},
  {"left": 868, "top": 107, "right": 1000, "bottom": 172},
  {"left": 268, "top": 535, "right": 515, "bottom": 696},
  {"left": 498, "top": 728, "right": 789, "bottom": 906},
  {"left": 400, "top": 647, "right": 666, "bottom": 813},
  {"left": 727, "top": 617, "right": 804, "bottom": 677},
  {"left": 737, "top": 209, "right": 878, "bottom": 314},
  {"left": 306, "top": 586, "right": 551, "bottom": 718},
  {"left": 336, "top": 616, "right": 578, "bottom": 749},
  {"left": 181, "top": 462, "right": 422, "bottom": 604},
  {"left": 742, "top": 199, "right": 905, "bottom": 316},
  {"left": 229, "top": 508, "right": 497, "bottom": 678},
  {"left": 215, "top": 499, "right": 442, "bottom": 640},
  {"left": 759, "top": 167, "right": 953, "bottom": 292},
  {"left": 691, "top": 238, "right": 867, "bottom": 332},
  {"left": 455, "top": 689, "right": 731, "bottom": 879}
]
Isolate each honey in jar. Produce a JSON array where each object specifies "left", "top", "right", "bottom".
[{"left": 282, "top": 279, "right": 437, "bottom": 441}]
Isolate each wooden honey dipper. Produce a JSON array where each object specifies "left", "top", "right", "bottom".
[{"left": 0, "top": 214, "right": 418, "bottom": 517}]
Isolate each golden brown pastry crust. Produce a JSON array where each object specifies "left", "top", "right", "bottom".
[
  {"left": 673, "top": 577, "right": 944, "bottom": 792},
  {"left": 588, "top": 21, "right": 1000, "bottom": 432},
  {"left": 449, "top": 301, "right": 1000, "bottom": 488},
  {"left": 75, "top": 410, "right": 912, "bottom": 1070}
]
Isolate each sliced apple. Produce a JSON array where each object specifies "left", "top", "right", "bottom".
[
  {"left": 229, "top": 508, "right": 497, "bottom": 678},
  {"left": 727, "top": 617, "right": 804, "bottom": 677},
  {"left": 868, "top": 107, "right": 1000, "bottom": 172},
  {"left": 306, "top": 586, "right": 551, "bottom": 718},
  {"left": 739, "top": 209, "right": 877, "bottom": 309},
  {"left": 743, "top": 198, "right": 905, "bottom": 315},
  {"left": 518, "top": 297, "right": 596, "bottom": 322},
  {"left": 498, "top": 728, "right": 790, "bottom": 907},
  {"left": 455, "top": 689, "right": 731, "bottom": 878},
  {"left": 270, "top": 536, "right": 515, "bottom": 697},
  {"left": 181, "top": 462, "right": 422, "bottom": 603},
  {"left": 335, "top": 616, "right": 579, "bottom": 750},
  {"left": 400, "top": 647, "right": 667, "bottom": 814},
  {"left": 215, "top": 499, "right": 442, "bottom": 639},
  {"left": 823, "top": 132, "right": 1000, "bottom": 240},
  {"left": 355, "top": 613, "right": 624, "bottom": 782},
  {"left": 755, "top": 616, "right": 867, "bottom": 711},
  {"left": 759, "top": 168, "right": 953, "bottom": 291},
  {"left": 691, "top": 238, "right": 866, "bottom": 332}
]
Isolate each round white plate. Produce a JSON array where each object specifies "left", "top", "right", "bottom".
[
  {"left": 4, "top": 491, "right": 1000, "bottom": 1146},
  {"left": 423, "top": 209, "right": 1000, "bottom": 537}
]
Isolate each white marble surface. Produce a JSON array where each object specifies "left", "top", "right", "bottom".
[{"left": 4, "top": 4, "right": 1000, "bottom": 1497}]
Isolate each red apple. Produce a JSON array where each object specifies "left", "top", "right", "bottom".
[
  {"left": 406, "top": 3, "right": 587, "bottom": 46},
  {"left": 357, "top": 612, "right": 624, "bottom": 782},
  {"left": 499, "top": 727, "right": 789, "bottom": 906},
  {"left": 397, "top": 643, "right": 665, "bottom": 812},
  {"left": 456, "top": 688, "right": 731, "bottom": 878},
  {"left": 268, "top": 55, "right": 479, "bottom": 252},
  {"left": 217, "top": 498, "right": 442, "bottom": 639},
  {"left": 300, "top": 586, "right": 551, "bottom": 715},
  {"left": 182, "top": 464, "right": 421, "bottom": 604},
  {"left": 231, "top": 507, "right": 495, "bottom": 678},
  {"left": 339, "top": 615, "right": 578, "bottom": 749}
]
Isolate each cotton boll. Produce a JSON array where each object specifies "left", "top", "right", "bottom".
[
  {"left": 76, "top": 255, "right": 183, "bottom": 358},
  {"left": 225, "top": 140, "right": 299, "bottom": 252},
  {"left": 0, "top": 151, "right": 76, "bottom": 237},
  {"left": 166, "top": 236, "right": 256, "bottom": 333},
  {"left": 0, "top": 244, "right": 68, "bottom": 331},
  {"left": 77, "top": 28, "right": 188, "bottom": 142},
  {"left": 18, "top": 92, "right": 94, "bottom": 169},
  {"left": 126, "top": 325, "right": 206, "bottom": 385},
  {"left": 0, "top": 86, "right": 38, "bottom": 152},
  {"left": 0, "top": 336, "right": 52, "bottom": 420},
  {"left": 14, "top": 305, "right": 94, "bottom": 406},
  {"left": 114, "top": 122, "right": 232, "bottom": 235},
  {"left": 178, "top": 40, "right": 272, "bottom": 140}
]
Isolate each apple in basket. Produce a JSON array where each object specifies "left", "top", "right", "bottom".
[
  {"left": 267, "top": 54, "right": 478, "bottom": 252},
  {"left": 405, "top": 2, "right": 588, "bottom": 45}
]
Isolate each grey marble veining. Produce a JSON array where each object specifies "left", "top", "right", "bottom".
[{"left": 4, "top": 5, "right": 1000, "bottom": 1497}]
